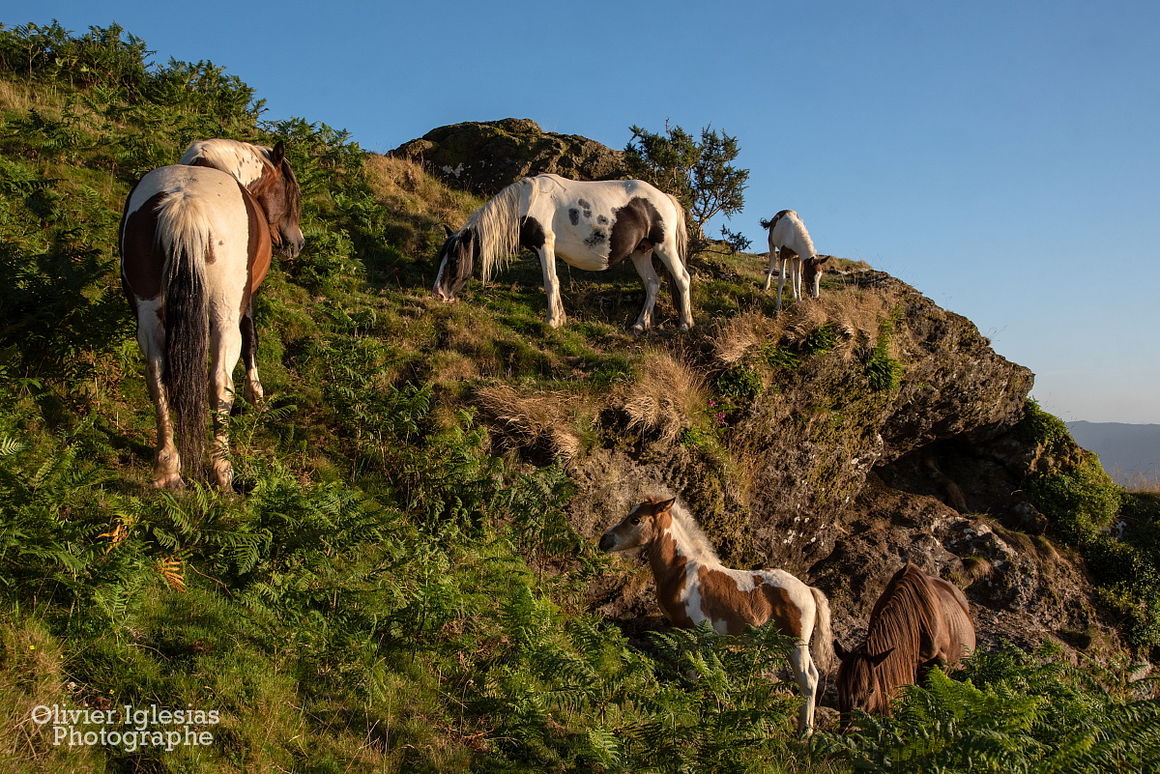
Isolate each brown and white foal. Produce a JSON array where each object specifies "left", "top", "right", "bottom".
[{"left": 599, "top": 496, "right": 835, "bottom": 734}]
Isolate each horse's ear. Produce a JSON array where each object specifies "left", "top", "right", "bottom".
[
  {"left": 833, "top": 639, "right": 849, "bottom": 661},
  {"left": 655, "top": 497, "right": 676, "bottom": 513},
  {"left": 443, "top": 224, "right": 455, "bottom": 238},
  {"left": 869, "top": 647, "right": 894, "bottom": 667},
  {"left": 270, "top": 140, "right": 285, "bottom": 165},
  {"left": 817, "top": 255, "right": 832, "bottom": 265}
]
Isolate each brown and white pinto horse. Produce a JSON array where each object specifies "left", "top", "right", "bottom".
[
  {"left": 834, "top": 563, "right": 976, "bottom": 724},
  {"left": 180, "top": 139, "right": 304, "bottom": 403},
  {"left": 599, "top": 496, "right": 835, "bottom": 734},
  {"left": 433, "top": 174, "right": 693, "bottom": 332},
  {"left": 119, "top": 142, "right": 302, "bottom": 489}
]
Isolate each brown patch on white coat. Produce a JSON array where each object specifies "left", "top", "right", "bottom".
[{"left": 599, "top": 497, "right": 836, "bottom": 734}]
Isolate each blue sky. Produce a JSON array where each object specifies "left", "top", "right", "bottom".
[{"left": 7, "top": 1, "right": 1159, "bottom": 422}]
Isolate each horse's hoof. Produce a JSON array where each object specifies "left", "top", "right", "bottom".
[
  {"left": 212, "top": 463, "right": 234, "bottom": 491},
  {"left": 246, "top": 381, "right": 264, "bottom": 404},
  {"left": 630, "top": 323, "right": 646, "bottom": 336},
  {"left": 679, "top": 322, "right": 693, "bottom": 332}
]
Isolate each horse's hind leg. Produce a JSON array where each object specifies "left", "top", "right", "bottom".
[
  {"left": 137, "top": 302, "right": 182, "bottom": 489},
  {"left": 208, "top": 315, "right": 244, "bottom": 490},
  {"left": 762, "top": 249, "right": 778, "bottom": 292},
  {"left": 240, "top": 306, "right": 263, "bottom": 403},
  {"left": 789, "top": 643, "right": 820, "bottom": 735},
  {"left": 630, "top": 252, "right": 660, "bottom": 333},
  {"left": 775, "top": 255, "right": 789, "bottom": 312}
]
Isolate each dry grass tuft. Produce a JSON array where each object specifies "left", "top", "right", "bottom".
[
  {"left": 618, "top": 349, "right": 707, "bottom": 446},
  {"left": 476, "top": 384, "right": 585, "bottom": 464},
  {"left": 713, "top": 311, "right": 769, "bottom": 364},
  {"left": 0, "top": 79, "right": 42, "bottom": 113},
  {"left": 364, "top": 153, "right": 478, "bottom": 226}
]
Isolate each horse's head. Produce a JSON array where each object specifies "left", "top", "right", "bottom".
[
  {"left": 433, "top": 226, "right": 476, "bottom": 302},
  {"left": 803, "top": 255, "right": 831, "bottom": 298},
  {"left": 598, "top": 497, "right": 676, "bottom": 553},
  {"left": 250, "top": 141, "right": 305, "bottom": 258},
  {"left": 834, "top": 640, "right": 895, "bottom": 726}
]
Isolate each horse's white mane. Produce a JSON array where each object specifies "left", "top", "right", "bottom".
[
  {"left": 465, "top": 179, "right": 525, "bottom": 282},
  {"left": 180, "top": 139, "right": 272, "bottom": 187},
  {"left": 661, "top": 497, "right": 720, "bottom": 565}
]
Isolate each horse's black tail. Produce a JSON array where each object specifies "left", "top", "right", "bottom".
[
  {"left": 760, "top": 218, "right": 772, "bottom": 229},
  {"left": 157, "top": 195, "right": 210, "bottom": 480}
]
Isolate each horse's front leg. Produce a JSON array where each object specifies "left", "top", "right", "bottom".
[
  {"left": 240, "top": 306, "right": 263, "bottom": 404},
  {"left": 629, "top": 252, "right": 660, "bottom": 333},
  {"left": 775, "top": 255, "right": 789, "bottom": 312},
  {"left": 209, "top": 316, "right": 244, "bottom": 490},
  {"left": 537, "top": 240, "right": 566, "bottom": 328}
]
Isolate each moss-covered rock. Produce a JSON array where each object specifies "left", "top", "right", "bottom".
[{"left": 389, "top": 118, "right": 626, "bottom": 195}]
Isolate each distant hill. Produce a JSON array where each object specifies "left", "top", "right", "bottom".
[{"left": 1067, "top": 421, "right": 1160, "bottom": 487}]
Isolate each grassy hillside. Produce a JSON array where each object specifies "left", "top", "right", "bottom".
[{"left": 1, "top": 23, "right": 1157, "bottom": 773}]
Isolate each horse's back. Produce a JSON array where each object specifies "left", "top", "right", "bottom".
[
  {"left": 180, "top": 139, "right": 270, "bottom": 186},
  {"left": 881, "top": 564, "right": 974, "bottom": 664},
  {"left": 931, "top": 576, "right": 976, "bottom": 659},
  {"left": 524, "top": 174, "right": 681, "bottom": 270},
  {"left": 121, "top": 165, "right": 255, "bottom": 306},
  {"left": 528, "top": 174, "right": 673, "bottom": 213},
  {"left": 769, "top": 209, "right": 809, "bottom": 249}
]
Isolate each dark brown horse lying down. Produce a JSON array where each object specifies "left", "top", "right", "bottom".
[{"left": 834, "top": 563, "right": 975, "bottom": 723}]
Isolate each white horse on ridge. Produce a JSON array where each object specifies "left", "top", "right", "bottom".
[{"left": 760, "top": 209, "right": 829, "bottom": 311}]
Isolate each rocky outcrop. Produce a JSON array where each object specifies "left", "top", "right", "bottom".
[
  {"left": 475, "top": 266, "right": 1118, "bottom": 659},
  {"left": 389, "top": 118, "right": 626, "bottom": 195}
]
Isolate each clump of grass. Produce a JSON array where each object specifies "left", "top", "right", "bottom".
[
  {"left": 475, "top": 383, "right": 587, "bottom": 465},
  {"left": 865, "top": 319, "right": 904, "bottom": 391},
  {"left": 619, "top": 349, "right": 707, "bottom": 445}
]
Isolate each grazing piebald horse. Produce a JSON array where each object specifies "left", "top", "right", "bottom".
[
  {"left": 433, "top": 173, "right": 693, "bottom": 331},
  {"left": 599, "top": 496, "right": 835, "bottom": 734},
  {"left": 834, "top": 563, "right": 976, "bottom": 725},
  {"left": 119, "top": 142, "right": 302, "bottom": 489},
  {"left": 759, "top": 209, "right": 829, "bottom": 311}
]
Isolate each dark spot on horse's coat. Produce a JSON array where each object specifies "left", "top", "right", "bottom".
[
  {"left": 584, "top": 229, "right": 608, "bottom": 247},
  {"left": 568, "top": 208, "right": 579, "bottom": 226},
  {"left": 597, "top": 214, "right": 609, "bottom": 225},
  {"left": 607, "top": 197, "right": 666, "bottom": 267},
  {"left": 519, "top": 216, "right": 546, "bottom": 250},
  {"left": 577, "top": 198, "right": 592, "bottom": 218}
]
